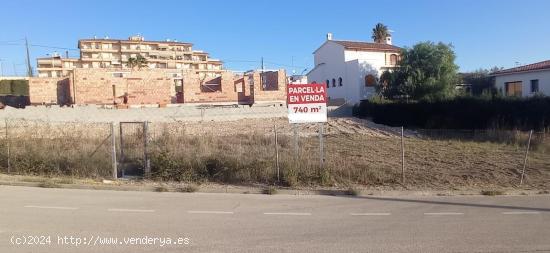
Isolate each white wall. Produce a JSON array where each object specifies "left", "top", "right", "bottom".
[
  {"left": 313, "top": 42, "right": 344, "bottom": 66},
  {"left": 344, "top": 50, "right": 386, "bottom": 68},
  {"left": 308, "top": 42, "right": 349, "bottom": 101},
  {"left": 495, "top": 70, "right": 550, "bottom": 97},
  {"left": 307, "top": 41, "right": 393, "bottom": 105}
]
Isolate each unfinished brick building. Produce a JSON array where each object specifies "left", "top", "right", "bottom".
[{"left": 28, "top": 68, "right": 287, "bottom": 106}]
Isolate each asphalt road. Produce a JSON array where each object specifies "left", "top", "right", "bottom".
[{"left": 1, "top": 186, "right": 549, "bottom": 253}]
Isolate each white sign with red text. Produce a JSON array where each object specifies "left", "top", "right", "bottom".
[{"left": 287, "top": 84, "right": 327, "bottom": 124}]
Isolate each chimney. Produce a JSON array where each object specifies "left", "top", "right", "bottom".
[
  {"left": 326, "top": 33, "right": 333, "bottom": 41},
  {"left": 385, "top": 35, "right": 392, "bottom": 45}
]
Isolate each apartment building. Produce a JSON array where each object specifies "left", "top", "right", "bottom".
[{"left": 37, "top": 35, "right": 223, "bottom": 78}]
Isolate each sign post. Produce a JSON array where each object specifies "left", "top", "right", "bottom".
[{"left": 287, "top": 83, "right": 328, "bottom": 169}]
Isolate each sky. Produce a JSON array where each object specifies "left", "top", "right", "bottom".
[{"left": 1, "top": 0, "right": 549, "bottom": 76}]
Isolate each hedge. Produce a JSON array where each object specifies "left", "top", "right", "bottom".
[
  {"left": 0, "top": 80, "right": 29, "bottom": 96},
  {"left": 353, "top": 97, "right": 550, "bottom": 131}
]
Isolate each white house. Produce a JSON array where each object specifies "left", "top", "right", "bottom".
[
  {"left": 306, "top": 33, "right": 401, "bottom": 105},
  {"left": 493, "top": 60, "right": 550, "bottom": 97}
]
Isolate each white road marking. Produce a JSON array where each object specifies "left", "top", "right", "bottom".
[
  {"left": 350, "top": 212, "right": 391, "bottom": 216},
  {"left": 107, "top": 208, "right": 155, "bottom": 213},
  {"left": 24, "top": 205, "right": 78, "bottom": 210},
  {"left": 187, "top": 211, "right": 234, "bottom": 214},
  {"left": 502, "top": 211, "right": 540, "bottom": 215},
  {"left": 424, "top": 212, "right": 464, "bottom": 216},
  {"left": 263, "top": 212, "right": 312, "bottom": 216}
]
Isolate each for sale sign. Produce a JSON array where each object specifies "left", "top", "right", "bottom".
[{"left": 287, "top": 84, "right": 327, "bottom": 123}]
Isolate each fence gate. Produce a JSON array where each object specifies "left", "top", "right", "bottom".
[{"left": 118, "top": 122, "right": 150, "bottom": 178}]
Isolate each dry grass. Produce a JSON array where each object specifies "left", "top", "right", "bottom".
[
  {"left": 154, "top": 185, "right": 169, "bottom": 192},
  {"left": 39, "top": 180, "right": 60, "bottom": 188},
  {"left": 177, "top": 184, "right": 199, "bottom": 193},
  {"left": 0, "top": 118, "right": 549, "bottom": 190},
  {"left": 481, "top": 190, "right": 505, "bottom": 196},
  {"left": 262, "top": 186, "right": 278, "bottom": 195}
]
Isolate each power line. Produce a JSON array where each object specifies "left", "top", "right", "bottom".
[{"left": 0, "top": 41, "right": 79, "bottom": 51}]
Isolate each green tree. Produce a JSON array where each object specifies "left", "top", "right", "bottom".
[
  {"left": 371, "top": 23, "right": 390, "bottom": 43},
  {"left": 459, "top": 67, "right": 502, "bottom": 96},
  {"left": 379, "top": 41, "right": 459, "bottom": 100},
  {"left": 127, "top": 54, "right": 148, "bottom": 70}
]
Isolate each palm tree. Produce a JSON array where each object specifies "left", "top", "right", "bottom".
[
  {"left": 371, "top": 23, "right": 390, "bottom": 43},
  {"left": 127, "top": 54, "right": 148, "bottom": 70}
]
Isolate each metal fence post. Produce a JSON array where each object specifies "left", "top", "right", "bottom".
[
  {"left": 401, "top": 126, "right": 405, "bottom": 184},
  {"left": 110, "top": 122, "right": 117, "bottom": 179},
  {"left": 293, "top": 123, "right": 299, "bottom": 160},
  {"left": 274, "top": 125, "right": 280, "bottom": 182},
  {"left": 319, "top": 123, "right": 324, "bottom": 169},
  {"left": 143, "top": 121, "right": 151, "bottom": 178},
  {"left": 520, "top": 130, "right": 533, "bottom": 186},
  {"left": 5, "top": 119, "right": 10, "bottom": 174}
]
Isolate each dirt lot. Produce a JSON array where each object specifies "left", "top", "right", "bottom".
[{"left": 1, "top": 116, "right": 549, "bottom": 191}]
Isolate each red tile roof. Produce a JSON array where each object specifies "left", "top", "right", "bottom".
[
  {"left": 333, "top": 40, "right": 401, "bottom": 52},
  {"left": 492, "top": 60, "right": 550, "bottom": 75}
]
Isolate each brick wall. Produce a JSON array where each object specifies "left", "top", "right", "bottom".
[
  {"left": 73, "top": 68, "right": 173, "bottom": 105},
  {"left": 28, "top": 68, "right": 287, "bottom": 106},
  {"left": 28, "top": 77, "right": 71, "bottom": 105},
  {"left": 182, "top": 71, "right": 239, "bottom": 104},
  {"left": 249, "top": 69, "right": 287, "bottom": 103}
]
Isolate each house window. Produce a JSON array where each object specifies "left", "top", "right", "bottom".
[
  {"left": 530, "top": 79, "right": 539, "bottom": 93},
  {"left": 338, "top": 77, "right": 343, "bottom": 86},
  {"left": 332, "top": 78, "right": 336, "bottom": 87},
  {"left": 326, "top": 79, "right": 330, "bottom": 88},
  {"left": 390, "top": 54, "right": 398, "bottom": 65},
  {"left": 365, "top": 74, "right": 376, "bottom": 87},
  {"left": 505, "top": 81, "right": 522, "bottom": 96}
]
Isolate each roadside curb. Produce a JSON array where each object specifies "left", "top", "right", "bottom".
[{"left": 0, "top": 179, "right": 548, "bottom": 197}]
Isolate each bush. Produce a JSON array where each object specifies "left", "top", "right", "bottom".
[
  {"left": 354, "top": 96, "right": 550, "bottom": 131},
  {"left": 177, "top": 184, "right": 198, "bottom": 193}
]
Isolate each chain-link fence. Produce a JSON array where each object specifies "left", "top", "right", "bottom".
[{"left": 0, "top": 117, "right": 548, "bottom": 189}]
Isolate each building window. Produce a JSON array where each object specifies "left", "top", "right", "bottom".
[
  {"left": 332, "top": 78, "right": 336, "bottom": 87},
  {"left": 505, "top": 81, "right": 522, "bottom": 96},
  {"left": 390, "top": 54, "right": 398, "bottom": 65},
  {"left": 365, "top": 74, "right": 376, "bottom": 87},
  {"left": 338, "top": 77, "right": 343, "bottom": 86},
  {"left": 326, "top": 80, "right": 330, "bottom": 88},
  {"left": 531, "top": 79, "right": 539, "bottom": 93}
]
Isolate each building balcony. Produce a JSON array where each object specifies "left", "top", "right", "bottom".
[{"left": 80, "top": 48, "right": 119, "bottom": 52}]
